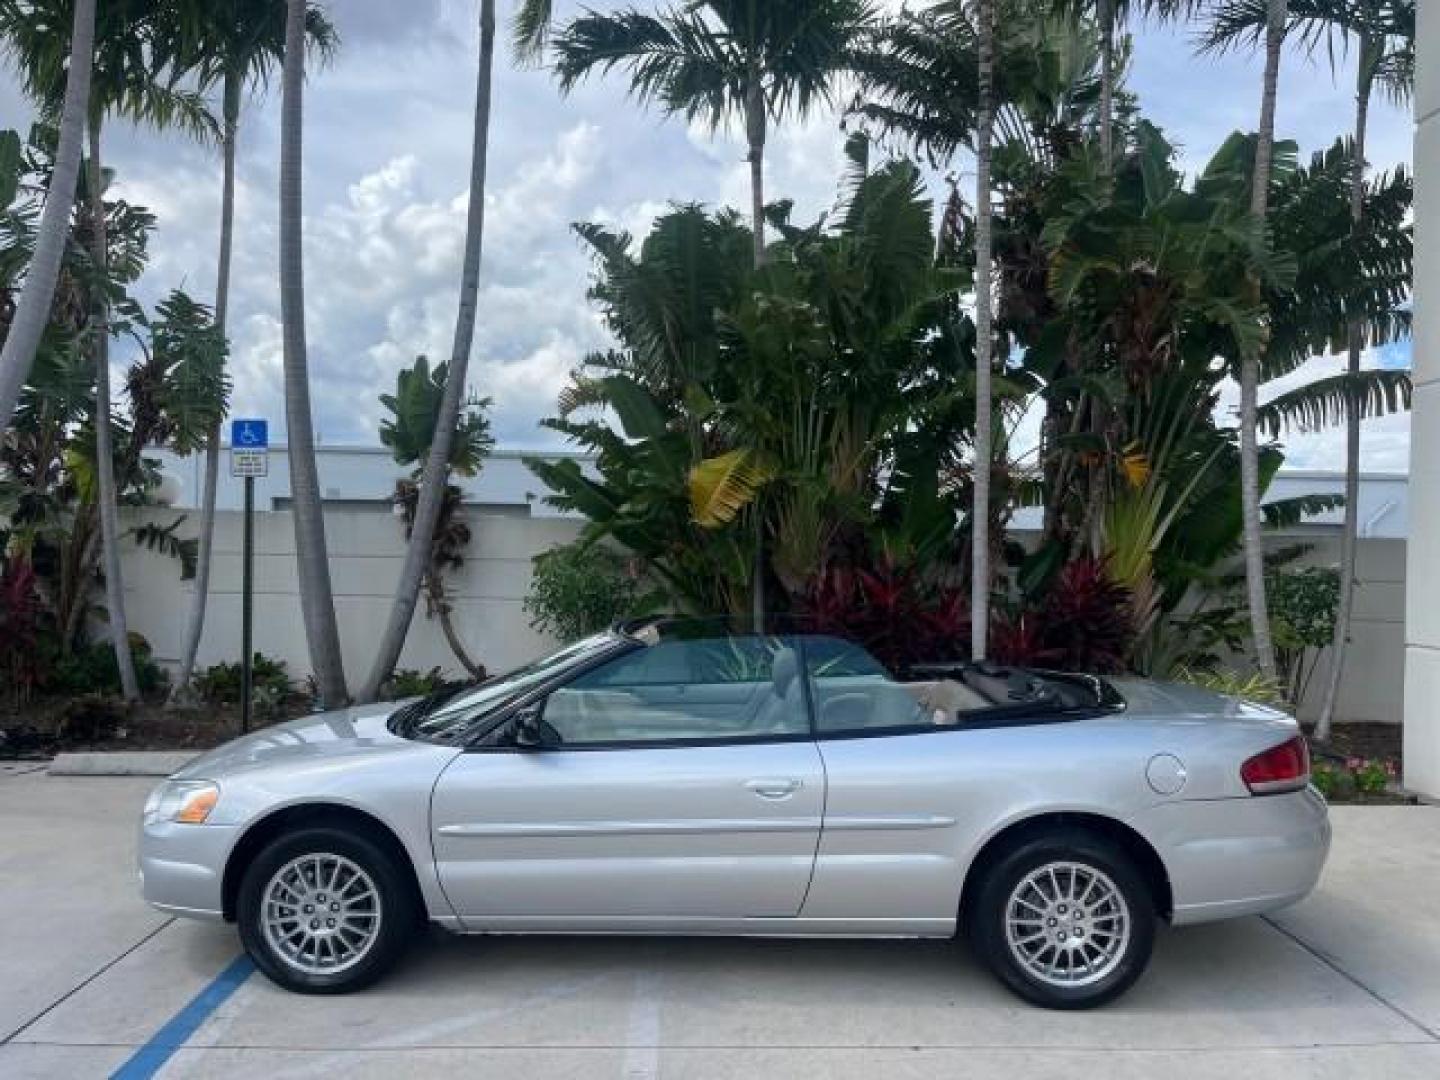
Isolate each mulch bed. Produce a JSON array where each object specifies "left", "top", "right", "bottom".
[
  {"left": 1301, "top": 722, "right": 1415, "bottom": 805},
  {"left": 0, "top": 697, "right": 303, "bottom": 759},
  {"left": 1306, "top": 721, "right": 1401, "bottom": 765}
]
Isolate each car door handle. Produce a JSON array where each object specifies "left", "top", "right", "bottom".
[{"left": 745, "top": 778, "right": 802, "bottom": 799}]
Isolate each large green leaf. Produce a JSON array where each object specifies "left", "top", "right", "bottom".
[{"left": 689, "top": 448, "right": 774, "bottom": 529}]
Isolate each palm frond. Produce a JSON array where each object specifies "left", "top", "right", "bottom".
[
  {"left": 689, "top": 448, "right": 775, "bottom": 528},
  {"left": 1262, "top": 492, "right": 1344, "bottom": 529},
  {"left": 1258, "top": 368, "right": 1412, "bottom": 436},
  {"left": 129, "top": 516, "right": 197, "bottom": 579}
]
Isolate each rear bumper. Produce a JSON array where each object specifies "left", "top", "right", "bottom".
[
  {"left": 138, "top": 819, "right": 239, "bottom": 922},
  {"left": 1128, "top": 786, "right": 1331, "bottom": 926}
]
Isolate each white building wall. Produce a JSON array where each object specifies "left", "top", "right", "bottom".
[
  {"left": 121, "top": 506, "right": 582, "bottom": 690},
  {"left": 1404, "top": 2, "right": 1440, "bottom": 794},
  {"left": 1285, "top": 536, "right": 1406, "bottom": 727}
]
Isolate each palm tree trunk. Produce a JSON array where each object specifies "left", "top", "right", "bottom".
[
  {"left": 358, "top": 0, "right": 496, "bottom": 703},
  {"left": 87, "top": 112, "right": 140, "bottom": 702},
  {"left": 971, "top": 0, "right": 995, "bottom": 661},
  {"left": 1238, "top": 0, "right": 1285, "bottom": 683},
  {"left": 427, "top": 569, "right": 485, "bottom": 680},
  {"left": 745, "top": 72, "right": 768, "bottom": 631},
  {"left": 0, "top": 0, "right": 94, "bottom": 437},
  {"left": 170, "top": 70, "right": 242, "bottom": 705},
  {"left": 746, "top": 71, "right": 766, "bottom": 268},
  {"left": 1097, "top": 0, "right": 1114, "bottom": 167},
  {"left": 280, "top": 0, "right": 347, "bottom": 707},
  {"left": 1315, "top": 59, "right": 1374, "bottom": 741}
]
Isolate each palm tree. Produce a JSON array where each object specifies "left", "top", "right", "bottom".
[
  {"left": 541, "top": 1, "right": 875, "bottom": 269},
  {"left": 358, "top": 0, "right": 495, "bottom": 703},
  {"left": 0, "top": 0, "right": 94, "bottom": 439},
  {"left": 161, "top": 0, "right": 337, "bottom": 705},
  {"left": 1190, "top": 0, "right": 1288, "bottom": 682},
  {"left": 1051, "top": 1, "right": 1195, "bottom": 166},
  {"left": 971, "top": 0, "right": 996, "bottom": 659},
  {"left": 279, "top": 0, "right": 346, "bottom": 706},
  {"left": 2, "top": 0, "right": 214, "bottom": 701},
  {"left": 374, "top": 355, "right": 495, "bottom": 685},
  {"left": 1205, "top": 0, "right": 1413, "bottom": 733}
]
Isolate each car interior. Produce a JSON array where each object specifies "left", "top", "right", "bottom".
[{"left": 533, "top": 635, "right": 1101, "bottom": 744}]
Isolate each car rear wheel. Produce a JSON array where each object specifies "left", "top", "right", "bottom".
[
  {"left": 968, "top": 830, "right": 1155, "bottom": 1009},
  {"left": 237, "top": 827, "right": 416, "bottom": 994}
]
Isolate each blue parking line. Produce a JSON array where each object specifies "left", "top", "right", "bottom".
[{"left": 110, "top": 954, "right": 255, "bottom": 1080}]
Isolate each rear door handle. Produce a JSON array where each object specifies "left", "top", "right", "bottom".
[{"left": 746, "top": 778, "right": 802, "bottom": 799}]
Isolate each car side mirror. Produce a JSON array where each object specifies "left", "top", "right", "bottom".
[{"left": 510, "top": 705, "right": 559, "bottom": 750}]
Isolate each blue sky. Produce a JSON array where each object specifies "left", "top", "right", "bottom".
[{"left": 0, "top": 1, "right": 1416, "bottom": 473}]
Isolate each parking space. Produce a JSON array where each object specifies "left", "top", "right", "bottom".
[{"left": 1, "top": 773, "right": 1437, "bottom": 1079}]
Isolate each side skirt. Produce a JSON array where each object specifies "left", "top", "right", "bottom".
[{"left": 436, "top": 915, "right": 957, "bottom": 937}]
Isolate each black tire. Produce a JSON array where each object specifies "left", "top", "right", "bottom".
[
  {"left": 237, "top": 826, "right": 417, "bottom": 994},
  {"left": 967, "top": 829, "right": 1156, "bottom": 1009}
]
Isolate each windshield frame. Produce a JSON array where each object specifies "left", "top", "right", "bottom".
[{"left": 389, "top": 632, "right": 637, "bottom": 745}]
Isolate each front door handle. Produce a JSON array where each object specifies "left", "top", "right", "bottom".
[{"left": 745, "top": 778, "right": 802, "bottom": 799}]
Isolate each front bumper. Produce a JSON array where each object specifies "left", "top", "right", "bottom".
[
  {"left": 139, "top": 819, "right": 240, "bottom": 922},
  {"left": 1128, "top": 786, "right": 1331, "bottom": 926}
]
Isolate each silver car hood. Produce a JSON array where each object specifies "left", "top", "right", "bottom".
[{"left": 171, "top": 701, "right": 416, "bottom": 780}]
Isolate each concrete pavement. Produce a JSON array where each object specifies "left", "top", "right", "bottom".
[{"left": 0, "top": 772, "right": 1436, "bottom": 1079}]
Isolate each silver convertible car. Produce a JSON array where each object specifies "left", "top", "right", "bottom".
[{"left": 139, "top": 619, "right": 1329, "bottom": 1009}]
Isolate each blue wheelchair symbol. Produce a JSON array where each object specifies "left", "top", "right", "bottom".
[{"left": 231, "top": 419, "right": 268, "bottom": 449}]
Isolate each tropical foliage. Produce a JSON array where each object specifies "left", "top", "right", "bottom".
[
  {"left": 1, "top": 124, "right": 228, "bottom": 707},
  {"left": 524, "top": 541, "right": 653, "bottom": 642},
  {"left": 525, "top": 5, "right": 1413, "bottom": 697}
]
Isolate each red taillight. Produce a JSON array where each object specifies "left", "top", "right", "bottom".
[{"left": 1241, "top": 735, "right": 1310, "bottom": 794}]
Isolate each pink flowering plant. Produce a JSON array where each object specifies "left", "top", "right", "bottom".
[{"left": 1311, "top": 756, "right": 1398, "bottom": 800}]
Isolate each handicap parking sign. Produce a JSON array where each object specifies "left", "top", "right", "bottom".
[
  {"left": 231, "top": 418, "right": 268, "bottom": 449},
  {"left": 230, "top": 419, "right": 269, "bottom": 478}
]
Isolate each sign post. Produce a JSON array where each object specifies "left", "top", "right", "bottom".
[{"left": 230, "top": 419, "right": 269, "bottom": 733}]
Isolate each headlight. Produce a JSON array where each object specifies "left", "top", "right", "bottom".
[{"left": 143, "top": 780, "right": 220, "bottom": 825}]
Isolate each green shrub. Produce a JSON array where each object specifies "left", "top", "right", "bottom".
[
  {"left": 48, "top": 636, "right": 168, "bottom": 698},
  {"left": 1268, "top": 565, "right": 1340, "bottom": 706},
  {"left": 1312, "top": 756, "right": 1395, "bottom": 800},
  {"left": 1311, "top": 761, "right": 1351, "bottom": 800},
  {"left": 194, "top": 654, "right": 291, "bottom": 706},
  {"left": 382, "top": 666, "right": 460, "bottom": 700},
  {"left": 524, "top": 542, "right": 650, "bottom": 641}
]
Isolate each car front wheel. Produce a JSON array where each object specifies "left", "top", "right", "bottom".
[
  {"left": 968, "top": 830, "right": 1156, "bottom": 1009},
  {"left": 237, "top": 827, "right": 416, "bottom": 994}
]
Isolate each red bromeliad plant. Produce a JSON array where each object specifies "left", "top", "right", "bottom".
[
  {"left": 1040, "top": 557, "right": 1134, "bottom": 673},
  {"left": 989, "top": 612, "right": 1063, "bottom": 668},
  {"left": 799, "top": 557, "right": 1131, "bottom": 675},
  {"left": 0, "top": 558, "right": 44, "bottom": 705},
  {"left": 799, "top": 563, "right": 969, "bottom": 671},
  {"left": 992, "top": 557, "right": 1134, "bottom": 673}
]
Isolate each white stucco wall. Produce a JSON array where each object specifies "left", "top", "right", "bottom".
[
  {"left": 1285, "top": 536, "right": 1406, "bottom": 726},
  {"left": 121, "top": 506, "right": 582, "bottom": 688},
  {"left": 1404, "top": 1, "right": 1440, "bottom": 794}
]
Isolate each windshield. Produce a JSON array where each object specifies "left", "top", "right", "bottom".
[{"left": 392, "top": 632, "right": 626, "bottom": 743}]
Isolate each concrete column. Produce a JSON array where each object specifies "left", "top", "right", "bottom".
[{"left": 1404, "top": 2, "right": 1440, "bottom": 796}]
